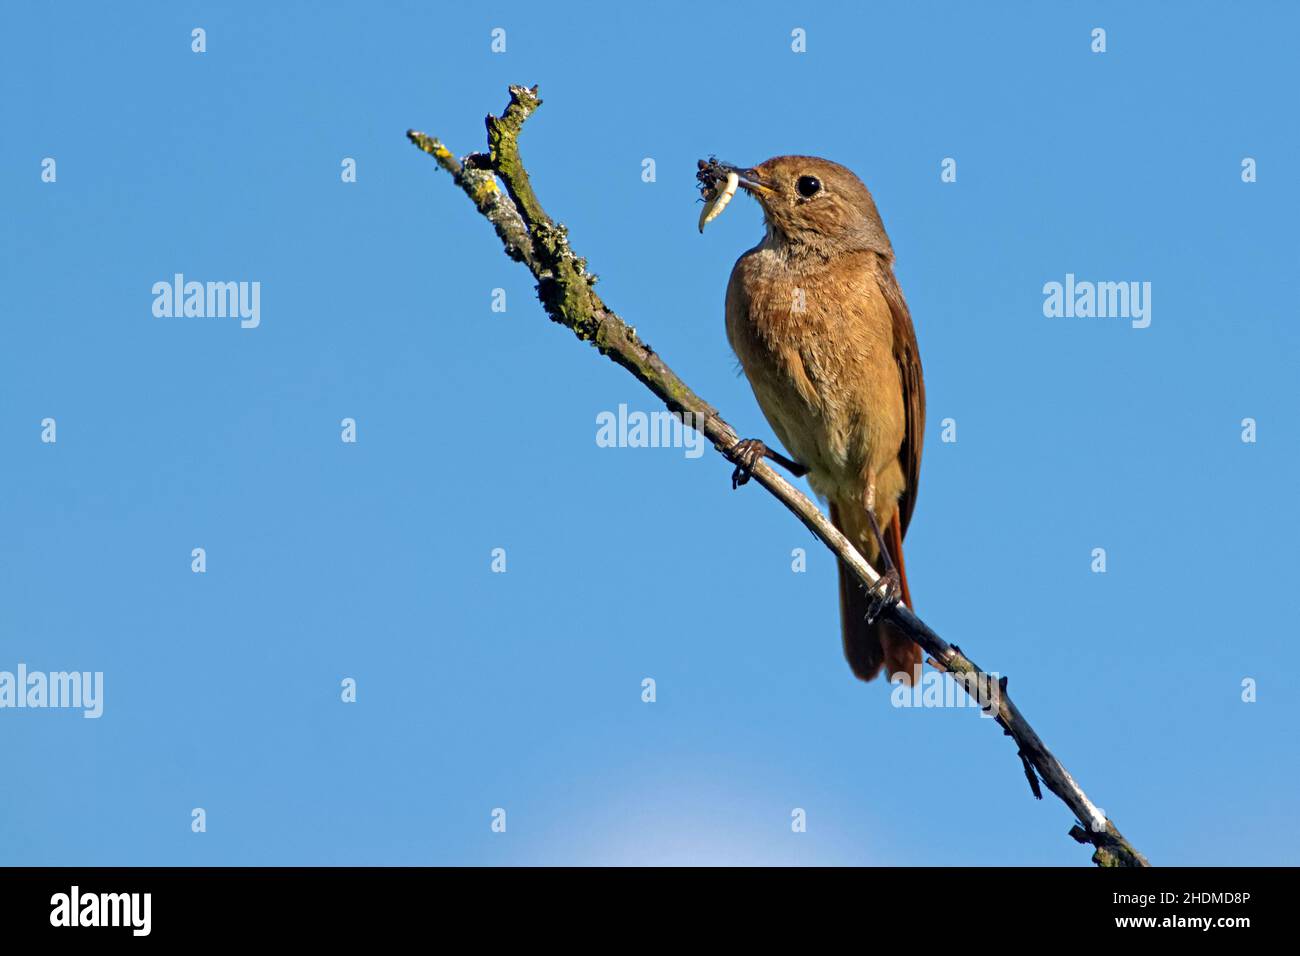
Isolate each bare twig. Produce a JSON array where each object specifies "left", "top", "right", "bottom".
[{"left": 408, "top": 85, "right": 1149, "bottom": 868}]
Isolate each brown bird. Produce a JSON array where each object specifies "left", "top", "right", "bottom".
[{"left": 700, "top": 156, "right": 925, "bottom": 684}]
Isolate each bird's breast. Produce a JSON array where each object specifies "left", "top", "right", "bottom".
[{"left": 725, "top": 248, "right": 904, "bottom": 494}]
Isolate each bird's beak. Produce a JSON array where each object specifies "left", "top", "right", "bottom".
[{"left": 722, "top": 164, "right": 775, "bottom": 196}]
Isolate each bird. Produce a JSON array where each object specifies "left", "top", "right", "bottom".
[{"left": 700, "top": 155, "right": 925, "bottom": 684}]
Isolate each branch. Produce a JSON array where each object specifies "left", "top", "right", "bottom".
[{"left": 408, "top": 85, "right": 1149, "bottom": 868}]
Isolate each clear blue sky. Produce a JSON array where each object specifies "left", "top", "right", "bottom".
[{"left": 2, "top": 1, "right": 1296, "bottom": 865}]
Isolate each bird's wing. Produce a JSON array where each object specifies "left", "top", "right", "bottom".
[{"left": 875, "top": 257, "right": 926, "bottom": 538}]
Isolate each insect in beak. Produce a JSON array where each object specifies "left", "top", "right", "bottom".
[
  {"left": 696, "top": 159, "right": 773, "bottom": 232},
  {"left": 698, "top": 170, "right": 739, "bottom": 232}
]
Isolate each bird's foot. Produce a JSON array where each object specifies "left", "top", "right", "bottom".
[
  {"left": 863, "top": 569, "right": 902, "bottom": 626},
  {"left": 729, "top": 438, "right": 768, "bottom": 489}
]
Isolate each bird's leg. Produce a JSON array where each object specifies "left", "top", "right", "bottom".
[
  {"left": 861, "top": 481, "right": 901, "bottom": 624},
  {"left": 728, "top": 438, "right": 809, "bottom": 490}
]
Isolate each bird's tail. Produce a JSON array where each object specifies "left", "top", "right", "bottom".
[{"left": 830, "top": 501, "right": 922, "bottom": 685}]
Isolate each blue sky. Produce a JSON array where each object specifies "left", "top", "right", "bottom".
[{"left": 1, "top": 0, "right": 1296, "bottom": 865}]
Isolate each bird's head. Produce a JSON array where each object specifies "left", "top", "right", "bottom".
[{"left": 698, "top": 155, "right": 892, "bottom": 258}]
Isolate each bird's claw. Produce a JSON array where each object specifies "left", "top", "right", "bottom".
[
  {"left": 730, "top": 438, "right": 767, "bottom": 489},
  {"left": 863, "top": 569, "right": 902, "bottom": 626}
]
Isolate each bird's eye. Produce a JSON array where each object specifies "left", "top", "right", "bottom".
[{"left": 796, "top": 175, "right": 822, "bottom": 198}]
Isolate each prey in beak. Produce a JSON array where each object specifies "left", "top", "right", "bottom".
[{"left": 696, "top": 158, "right": 771, "bottom": 232}]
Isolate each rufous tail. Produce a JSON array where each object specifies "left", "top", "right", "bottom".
[{"left": 830, "top": 502, "right": 922, "bottom": 685}]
